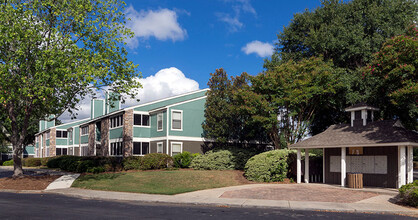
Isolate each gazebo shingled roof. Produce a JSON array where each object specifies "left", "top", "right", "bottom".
[{"left": 290, "top": 120, "right": 418, "bottom": 149}]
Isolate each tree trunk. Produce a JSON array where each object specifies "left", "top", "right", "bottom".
[{"left": 12, "top": 143, "right": 24, "bottom": 177}]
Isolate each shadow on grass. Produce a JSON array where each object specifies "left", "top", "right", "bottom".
[{"left": 76, "top": 173, "right": 125, "bottom": 182}]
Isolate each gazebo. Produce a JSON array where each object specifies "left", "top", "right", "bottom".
[{"left": 289, "top": 104, "right": 418, "bottom": 188}]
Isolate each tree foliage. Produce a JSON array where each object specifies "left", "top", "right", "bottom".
[
  {"left": 0, "top": 0, "right": 141, "bottom": 176},
  {"left": 237, "top": 57, "right": 341, "bottom": 148},
  {"left": 202, "top": 69, "right": 269, "bottom": 146},
  {"left": 265, "top": 0, "right": 417, "bottom": 135},
  {"left": 364, "top": 26, "right": 417, "bottom": 129}
]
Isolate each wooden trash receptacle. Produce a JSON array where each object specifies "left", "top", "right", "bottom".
[{"left": 347, "top": 173, "right": 363, "bottom": 188}]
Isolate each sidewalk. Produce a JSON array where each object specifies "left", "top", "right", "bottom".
[{"left": 45, "top": 183, "right": 418, "bottom": 216}]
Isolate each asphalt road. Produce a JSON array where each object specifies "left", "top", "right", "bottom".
[{"left": 0, "top": 192, "right": 415, "bottom": 220}]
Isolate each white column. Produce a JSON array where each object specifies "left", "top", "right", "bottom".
[
  {"left": 323, "top": 148, "right": 326, "bottom": 183},
  {"left": 407, "top": 146, "right": 413, "bottom": 184},
  {"left": 398, "top": 146, "right": 406, "bottom": 188},
  {"left": 341, "top": 147, "right": 346, "bottom": 187},
  {"left": 305, "top": 149, "right": 309, "bottom": 183},
  {"left": 297, "top": 149, "right": 301, "bottom": 184}
]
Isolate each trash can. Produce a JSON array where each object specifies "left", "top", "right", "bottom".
[{"left": 347, "top": 173, "right": 363, "bottom": 188}]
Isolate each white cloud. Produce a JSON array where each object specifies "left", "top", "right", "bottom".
[
  {"left": 58, "top": 68, "right": 199, "bottom": 123},
  {"left": 242, "top": 40, "right": 274, "bottom": 57},
  {"left": 123, "top": 67, "right": 199, "bottom": 107},
  {"left": 217, "top": 0, "right": 256, "bottom": 32},
  {"left": 125, "top": 6, "right": 187, "bottom": 48}
]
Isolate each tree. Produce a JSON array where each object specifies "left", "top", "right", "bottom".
[
  {"left": 364, "top": 25, "right": 417, "bottom": 129},
  {"left": 202, "top": 69, "right": 269, "bottom": 147},
  {"left": 0, "top": 0, "right": 141, "bottom": 176},
  {"left": 266, "top": 0, "right": 417, "bottom": 134},
  {"left": 240, "top": 57, "right": 341, "bottom": 149}
]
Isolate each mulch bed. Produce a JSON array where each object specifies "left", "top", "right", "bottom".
[{"left": 0, "top": 175, "right": 61, "bottom": 190}]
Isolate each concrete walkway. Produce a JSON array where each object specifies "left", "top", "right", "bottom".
[{"left": 45, "top": 183, "right": 418, "bottom": 216}]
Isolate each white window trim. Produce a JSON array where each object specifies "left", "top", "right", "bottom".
[
  {"left": 157, "top": 113, "right": 164, "bottom": 132},
  {"left": 109, "top": 115, "right": 124, "bottom": 130},
  {"left": 170, "top": 142, "right": 183, "bottom": 156},
  {"left": 132, "top": 142, "right": 150, "bottom": 156},
  {"left": 157, "top": 142, "right": 164, "bottom": 154},
  {"left": 81, "top": 126, "right": 89, "bottom": 136},
  {"left": 56, "top": 129, "right": 68, "bottom": 139},
  {"left": 171, "top": 109, "right": 183, "bottom": 131},
  {"left": 133, "top": 114, "right": 151, "bottom": 128}
]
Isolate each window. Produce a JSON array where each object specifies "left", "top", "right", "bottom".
[
  {"left": 134, "top": 114, "right": 150, "bottom": 126},
  {"left": 171, "top": 142, "right": 182, "bottom": 156},
  {"left": 110, "top": 115, "right": 123, "bottom": 128},
  {"left": 157, "top": 113, "right": 163, "bottom": 131},
  {"left": 56, "top": 130, "right": 68, "bottom": 138},
  {"left": 133, "top": 142, "right": 149, "bottom": 155},
  {"left": 110, "top": 142, "right": 123, "bottom": 156},
  {"left": 157, "top": 142, "right": 163, "bottom": 153},
  {"left": 68, "top": 130, "right": 72, "bottom": 139},
  {"left": 56, "top": 148, "right": 68, "bottom": 156},
  {"left": 81, "top": 126, "right": 89, "bottom": 135},
  {"left": 81, "top": 146, "right": 88, "bottom": 156},
  {"left": 171, "top": 110, "right": 182, "bottom": 130},
  {"left": 68, "top": 147, "right": 74, "bottom": 156}
]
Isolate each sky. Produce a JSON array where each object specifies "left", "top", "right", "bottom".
[{"left": 60, "top": 0, "right": 323, "bottom": 122}]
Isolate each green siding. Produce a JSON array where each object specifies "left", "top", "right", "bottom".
[
  {"left": 80, "top": 135, "right": 89, "bottom": 144},
  {"left": 39, "top": 120, "right": 46, "bottom": 132},
  {"left": 92, "top": 100, "right": 104, "bottom": 118},
  {"left": 74, "top": 127, "right": 80, "bottom": 145},
  {"left": 109, "top": 127, "right": 123, "bottom": 139},
  {"left": 56, "top": 139, "right": 67, "bottom": 146},
  {"left": 169, "top": 98, "right": 205, "bottom": 137},
  {"left": 24, "top": 145, "right": 35, "bottom": 155},
  {"left": 134, "top": 90, "right": 207, "bottom": 112},
  {"left": 150, "top": 111, "right": 166, "bottom": 138},
  {"left": 133, "top": 127, "right": 151, "bottom": 138},
  {"left": 56, "top": 119, "right": 90, "bottom": 130},
  {"left": 46, "top": 139, "right": 50, "bottom": 146},
  {"left": 47, "top": 120, "right": 55, "bottom": 129}
]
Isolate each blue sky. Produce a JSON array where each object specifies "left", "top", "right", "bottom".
[{"left": 62, "top": 0, "right": 323, "bottom": 120}]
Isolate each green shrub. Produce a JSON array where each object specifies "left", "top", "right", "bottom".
[
  {"left": 22, "top": 158, "right": 42, "bottom": 167},
  {"left": 141, "top": 153, "right": 173, "bottom": 170},
  {"left": 173, "top": 151, "right": 197, "bottom": 168},
  {"left": 41, "top": 157, "right": 50, "bottom": 166},
  {"left": 123, "top": 156, "right": 143, "bottom": 170},
  {"left": 2, "top": 160, "right": 13, "bottom": 166},
  {"left": 244, "top": 149, "right": 292, "bottom": 182},
  {"left": 399, "top": 180, "right": 418, "bottom": 207},
  {"left": 87, "top": 166, "right": 106, "bottom": 174},
  {"left": 190, "top": 147, "right": 259, "bottom": 170}
]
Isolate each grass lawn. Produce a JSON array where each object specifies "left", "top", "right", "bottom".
[{"left": 72, "top": 169, "right": 251, "bottom": 195}]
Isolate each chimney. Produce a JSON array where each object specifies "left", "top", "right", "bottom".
[
  {"left": 345, "top": 103, "right": 379, "bottom": 127},
  {"left": 91, "top": 99, "right": 105, "bottom": 119},
  {"left": 105, "top": 91, "right": 121, "bottom": 114}
]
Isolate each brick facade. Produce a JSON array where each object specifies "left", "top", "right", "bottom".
[
  {"left": 49, "top": 128, "right": 56, "bottom": 157},
  {"left": 100, "top": 118, "right": 109, "bottom": 156},
  {"left": 123, "top": 109, "right": 133, "bottom": 157},
  {"left": 88, "top": 123, "right": 95, "bottom": 156}
]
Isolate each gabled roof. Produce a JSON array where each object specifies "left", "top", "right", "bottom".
[{"left": 290, "top": 120, "right": 418, "bottom": 149}]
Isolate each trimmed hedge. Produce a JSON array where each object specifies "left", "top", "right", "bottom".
[
  {"left": 244, "top": 149, "right": 293, "bottom": 182},
  {"left": 46, "top": 155, "right": 123, "bottom": 173},
  {"left": 399, "top": 180, "right": 418, "bottom": 207},
  {"left": 123, "top": 156, "right": 143, "bottom": 170},
  {"left": 2, "top": 160, "right": 13, "bottom": 166},
  {"left": 122, "top": 154, "right": 175, "bottom": 171},
  {"left": 141, "top": 153, "right": 173, "bottom": 170},
  {"left": 190, "top": 147, "right": 260, "bottom": 170},
  {"left": 22, "top": 158, "right": 42, "bottom": 167},
  {"left": 173, "top": 151, "right": 199, "bottom": 168}
]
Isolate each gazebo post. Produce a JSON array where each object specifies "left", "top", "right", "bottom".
[
  {"left": 407, "top": 146, "right": 413, "bottom": 184},
  {"left": 304, "top": 149, "right": 309, "bottom": 183},
  {"left": 341, "top": 147, "right": 346, "bottom": 187},
  {"left": 297, "top": 149, "right": 301, "bottom": 184},
  {"left": 398, "top": 146, "right": 406, "bottom": 188}
]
